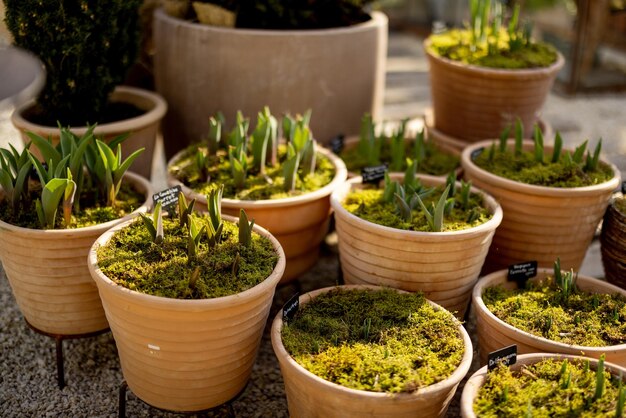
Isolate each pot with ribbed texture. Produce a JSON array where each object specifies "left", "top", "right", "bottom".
[{"left": 601, "top": 197, "right": 626, "bottom": 288}]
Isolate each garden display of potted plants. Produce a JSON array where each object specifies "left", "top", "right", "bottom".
[
  {"left": 0, "top": 126, "right": 152, "bottom": 335},
  {"left": 461, "top": 353, "right": 626, "bottom": 417},
  {"left": 271, "top": 285, "right": 473, "bottom": 418},
  {"left": 473, "top": 259, "right": 626, "bottom": 366},
  {"left": 338, "top": 114, "right": 461, "bottom": 179},
  {"left": 601, "top": 195, "right": 626, "bottom": 288},
  {"left": 167, "top": 108, "right": 348, "bottom": 281},
  {"left": 153, "top": 0, "right": 388, "bottom": 158},
  {"left": 88, "top": 190, "right": 286, "bottom": 412},
  {"left": 424, "top": 0, "right": 564, "bottom": 143},
  {"left": 5, "top": 0, "right": 167, "bottom": 179},
  {"left": 461, "top": 124, "right": 621, "bottom": 272},
  {"left": 330, "top": 163, "right": 502, "bottom": 317}
]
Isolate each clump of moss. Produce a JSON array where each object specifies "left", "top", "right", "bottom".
[
  {"left": 614, "top": 198, "right": 626, "bottom": 216},
  {"left": 483, "top": 277, "right": 626, "bottom": 347},
  {"left": 282, "top": 288, "right": 465, "bottom": 393},
  {"left": 474, "top": 358, "right": 625, "bottom": 417},
  {"left": 96, "top": 216, "right": 278, "bottom": 299}
]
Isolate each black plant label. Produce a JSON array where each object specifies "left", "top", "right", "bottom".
[
  {"left": 488, "top": 345, "right": 517, "bottom": 370},
  {"left": 361, "top": 164, "right": 387, "bottom": 184},
  {"left": 622, "top": 181, "right": 626, "bottom": 195},
  {"left": 507, "top": 260, "right": 538, "bottom": 288},
  {"left": 330, "top": 134, "right": 345, "bottom": 155},
  {"left": 283, "top": 293, "right": 300, "bottom": 322},
  {"left": 152, "top": 186, "right": 182, "bottom": 214},
  {"left": 471, "top": 148, "right": 484, "bottom": 160}
]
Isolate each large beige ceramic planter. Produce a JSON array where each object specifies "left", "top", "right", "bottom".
[
  {"left": 0, "top": 172, "right": 152, "bottom": 335},
  {"left": 168, "top": 146, "right": 348, "bottom": 282},
  {"left": 331, "top": 174, "right": 502, "bottom": 317},
  {"left": 154, "top": 8, "right": 387, "bottom": 157},
  {"left": 88, "top": 215, "right": 286, "bottom": 412},
  {"left": 11, "top": 86, "right": 167, "bottom": 179},
  {"left": 460, "top": 353, "right": 626, "bottom": 417},
  {"left": 473, "top": 269, "right": 626, "bottom": 366},
  {"left": 424, "top": 40, "right": 564, "bottom": 142},
  {"left": 271, "top": 285, "right": 473, "bottom": 418},
  {"left": 462, "top": 140, "right": 621, "bottom": 273}
]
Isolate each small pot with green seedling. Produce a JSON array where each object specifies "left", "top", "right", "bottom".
[
  {"left": 338, "top": 114, "right": 461, "bottom": 179},
  {"left": 167, "top": 107, "right": 347, "bottom": 281},
  {"left": 0, "top": 126, "right": 152, "bottom": 336},
  {"left": 88, "top": 189, "right": 285, "bottom": 412},
  {"left": 330, "top": 161, "right": 502, "bottom": 317},
  {"left": 473, "top": 258, "right": 626, "bottom": 366},
  {"left": 461, "top": 353, "right": 626, "bottom": 417},
  {"left": 271, "top": 285, "right": 473, "bottom": 417},
  {"left": 424, "top": 0, "right": 564, "bottom": 143},
  {"left": 462, "top": 121, "right": 621, "bottom": 273},
  {"left": 601, "top": 195, "right": 626, "bottom": 289}
]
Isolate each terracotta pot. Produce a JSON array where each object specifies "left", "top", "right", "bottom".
[
  {"left": 331, "top": 173, "right": 502, "bottom": 317},
  {"left": 0, "top": 172, "right": 152, "bottom": 335},
  {"left": 601, "top": 198, "right": 626, "bottom": 288},
  {"left": 168, "top": 146, "right": 348, "bottom": 282},
  {"left": 11, "top": 86, "right": 167, "bottom": 179},
  {"left": 271, "top": 284, "right": 473, "bottom": 418},
  {"left": 88, "top": 214, "right": 286, "bottom": 412},
  {"left": 461, "top": 140, "right": 621, "bottom": 273},
  {"left": 461, "top": 353, "right": 626, "bottom": 417},
  {"left": 473, "top": 268, "right": 626, "bottom": 366},
  {"left": 424, "top": 39, "right": 564, "bottom": 142},
  {"left": 153, "top": 8, "right": 388, "bottom": 158}
]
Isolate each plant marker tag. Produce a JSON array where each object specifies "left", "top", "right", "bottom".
[
  {"left": 471, "top": 148, "right": 484, "bottom": 160},
  {"left": 622, "top": 181, "right": 626, "bottom": 195},
  {"left": 152, "top": 186, "right": 182, "bottom": 214},
  {"left": 283, "top": 293, "right": 299, "bottom": 322},
  {"left": 330, "top": 134, "right": 345, "bottom": 155},
  {"left": 488, "top": 345, "right": 517, "bottom": 370},
  {"left": 507, "top": 261, "right": 538, "bottom": 287},
  {"left": 361, "top": 164, "right": 387, "bottom": 184}
]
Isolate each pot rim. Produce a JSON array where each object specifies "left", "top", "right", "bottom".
[
  {"left": 472, "top": 268, "right": 626, "bottom": 352},
  {"left": 155, "top": 7, "right": 388, "bottom": 36},
  {"left": 11, "top": 86, "right": 167, "bottom": 136},
  {"left": 167, "top": 145, "right": 348, "bottom": 209},
  {"left": 271, "top": 284, "right": 473, "bottom": 399},
  {"left": 461, "top": 139, "right": 622, "bottom": 197},
  {"left": 0, "top": 171, "right": 153, "bottom": 238},
  {"left": 88, "top": 213, "right": 286, "bottom": 309},
  {"left": 330, "top": 173, "right": 503, "bottom": 238}
]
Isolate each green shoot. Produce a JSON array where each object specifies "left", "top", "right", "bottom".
[
  {"left": 514, "top": 118, "right": 523, "bottom": 156},
  {"left": 585, "top": 139, "right": 602, "bottom": 172},
  {"left": 188, "top": 266, "right": 200, "bottom": 291},
  {"left": 595, "top": 354, "right": 606, "bottom": 401},
  {"left": 187, "top": 214, "right": 206, "bottom": 260},
  {"left": 382, "top": 172, "right": 397, "bottom": 203},
  {"left": 414, "top": 129, "right": 426, "bottom": 164},
  {"left": 262, "top": 106, "right": 278, "bottom": 166},
  {"left": 460, "top": 180, "right": 472, "bottom": 210},
  {"left": 207, "top": 112, "right": 224, "bottom": 154},
  {"left": 499, "top": 124, "right": 511, "bottom": 153},
  {"left": 446, "top": 171, "right": 456, "bottom": 197},
  {"left": 251, "top": 111, "right": 271, "bottom": 175},
  {"left": 560, "top": 360, "right": 571, "bottom": 389},
  {"left": 533, "top": 124, "right": 544, "bottom": 163},
  {"left": 195, "top": 149, "right": 210, "bottom": 182},
  {"left": 358, "top": 114, "right": 382, "bottom": 166},
  {"left": 415, "top": 185, "right": 451, "bottom": 232},
  {"left": 301, "top": 137, "right": 317, "bottom": 176},
  {"left": 362, "top": 317, "right": 372, "bottom": 340},
  {"left": 552, "top": 132, "right": 563, "bottom": 163},
  {"left": 178, "top": 194, "right": 196, "bottom": 229},
  {"left": 404, "top": 158, "right": 419, "bottom": 191},
  {"left": 466, "top": 207, "right": 481, "bottom": 223},
  {"left": 488, "top": 142, "right": 496, "bottom": 162},
  {"left": 238, "top": 209, "right": 255, "bottom": 247},
  {"left": 390, "top": 128, "right": 405, "bottom": 172},
  {"left": 508, "top": 4, "right": 521, "bottom": 52},
  {"left": 231, "top": 252, "right": 240, "bottom": 278},
  {"left": 228, "top": 144, "right": 248, "bottom": 190},
  {"left": 283, "top": 143, "right": 299, "bottom": 192},
  {"left": 62, "top": 169, "right": 76, "bottom": 227},
  {"left": 394, "top": 190, "right": 415, "bottom": 223},
  {"left": 572, "top": 140, "right": 588, "bottom": 164},
  {"left": 95, "top": 139, "right": 145, "bottom": 207},
  {"left": 228, "top": 111, "right": 248, "bottom": 148},
  {"left": 616, "top": 379, "right": 625, "bottom": 418},
  {"left": 0, "top": 145, "right": 32, "bottom": 213},
  {"left": 207, "top": 185, "right": 223, "bottom": 245},
  {"left": 554, "top": 257, "right": 577, "bottom": 300},
  {"left": 139, "top": 201, "right": 164, "bottom": 244}
]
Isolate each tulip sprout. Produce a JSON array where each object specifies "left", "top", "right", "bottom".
[{"left": 139, "top": 201, "right": 164, "bottom": 244}]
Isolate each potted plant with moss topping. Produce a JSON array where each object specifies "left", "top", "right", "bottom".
[
  {"left": 271, "top": 285, "right": 472, "bottom": 417},
  {"left": 473, "top": 258, "right": 626, "bottom": 366},
  {"left": 167, "top": 107, "right": 347, "bottom": 281},
  {"left": 6, "top": 0, "right": 166, "bottom": 179},
  {"left": 88, "top": 190, "right": 285, "bottom": 412},
  {"left": 601, "top": 196, "right": 626, "bottom": 289},
  {"left": 330, "top": 162, "right": 502, "bottom": 317},
  {"left": 461, "top": 353, "right": 626, "bottom": 417},
  {"left": 338, "top": 114, "right": 460, "bottom": 179},
  {"left": 0, "top": 127, "right": 152, "bottom": 336},
  {"left": 462, "top": 123, "right": 621, "bottom": 273},
  {"left": 424, "top": 0, "right": 564, "bottom": 144}
]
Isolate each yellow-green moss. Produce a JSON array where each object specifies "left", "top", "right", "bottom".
[
  {"left": 483, "top": 278, "right": 626, "bottom": 347},
  {"left": 282, "top": 288, "right": 465, "bottom": 393},
  {"left": 343, "top": 186, "right": 492, "bottom": 232},
  {"left": 96, "top": 216, "right": 278, "bottom": 299},
  {"left": 474, "top": 358, "right": 624, "bottom": 417},
  {"left": 428, "top": 29, "right": 558, "bottom": 69},
  {"left": 615, "top": 198, "right": 626, "bottom": 216},
  {"left": 168, "top": 144, "right": 335, "bottom": 200}
]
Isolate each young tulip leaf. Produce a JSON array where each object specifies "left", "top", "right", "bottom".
[
  {"left": 552, "top": 131, "right": 563, "bottom": 163},
  {"left": 533, "top": 124, "right": 544, "bottom": 163},
  {"left": 499, "top": 124, "right": 511, "bottom": 153},
  {"left": 238, "top": 209, "right": 255, "bottom": 247},
  {"left": 572, "top": 140, "right": 588, "bottom": 164},
  {"left": 283, "top": 143, "right": 300, "bottom": 192},
  {"left": 514, "top": 118, "right": 523, "bottom": 156}
]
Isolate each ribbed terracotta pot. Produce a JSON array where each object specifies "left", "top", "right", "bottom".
[
  {"left": 271, "top": 284, "right": 473, "bottom": 418},
  {"left": 462, "top": 140, "right": 621, "bottom": 273},
  {"left": 424, "top": 39, "right": 564, "bottom": 142},
  {"left": 460, "top": 353, "right": 626, "bottom": 418},
  {"left": 168, "top": 146, "right": 348, "bottom": 282},
  {"left": 601, "top": 198, "right": 626, "bottom": 288},
  {"left": 11, "top": 86, "right": 167, "bottom": 179},
  {"left": 154, "top": 8, "right": 387, "bottom": 157},
  {"left": 88, "top": 214, "right": 286, "bottom": 412},
  {"left": 331, "top": 173, "right": 503, "bottom": 317},
  {"left": 0, "top": 172, "right": 152, "bottom": 335},
  {"left": 473, "top": 268, "right": 626, "bottom": 367}
]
